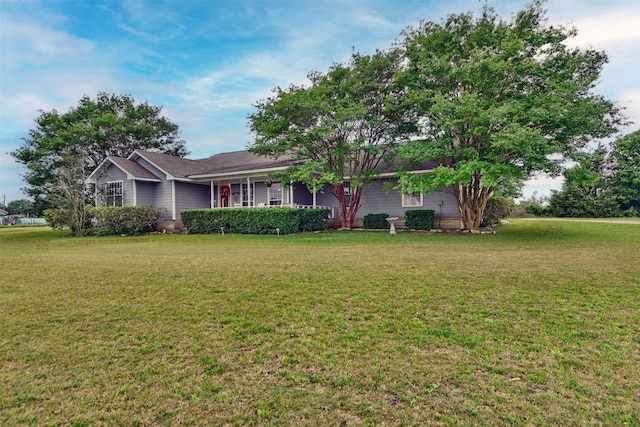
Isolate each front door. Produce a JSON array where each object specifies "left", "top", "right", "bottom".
[{"left": 219, "top": 185, "right": 230, "bottom": 208}]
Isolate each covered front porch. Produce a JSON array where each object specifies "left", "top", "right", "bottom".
[{"left": 198, "top": 175, "right": 335, "bottom": 218}]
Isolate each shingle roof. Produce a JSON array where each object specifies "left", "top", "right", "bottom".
[
  {"left": 376, "top": 157, "right": 442, "bottom": 174},
  {"left": 111, "top": 149, "right": 438, "bottom": 182},
  {"left": 131, "top": 150, "right": 210, "bottom": 178},
  {"left": 193, "top": 150, "right": 295, "bottom": 175},
  {"left": 132, "top": 149, "right": 294, "bottom": 178},
  {"left": 107, "top": 156, "right": 162, "bottom": 181}
]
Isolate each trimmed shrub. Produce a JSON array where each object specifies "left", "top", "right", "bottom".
[
  {"left": 181, "top": 208, "right": 330, "bottom": 235},
  {"left": 364, "top": 213, "right": 389, "bottom": 229},
  {"left": 404, "top": 210, "right": 435, "bottom": 230},
  {"left": 43, "top": 208, "right": 69, "bottom": 230},
  {"left": 482, "top": 197, "right": 514, "bottom": 226},
  {"left": 43, "top": 207, "right": 93, "bottom": 233},
  {"left": 88, "top": 206, "right": 160, "bottom": 236}
]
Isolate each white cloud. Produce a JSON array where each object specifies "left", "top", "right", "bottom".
[
  {"left": 562, "top": 7, "right": 640, "bottom": 50},
  {"left": 0, "top": 19, "right": 94, "bottom": 67},
  {"left": 520, "top": 174, "right": 564, "bottom": 200},
  {"left": 102, "top": 0, "right": 187, "bottom": 41},
  {"left": 619, "top": 89, "right": 640, "bottom": 129}
]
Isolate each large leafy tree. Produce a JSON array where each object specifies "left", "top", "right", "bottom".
[
  {"left": 608, "top": 129, "right": 640, "bottom": 215},
  {"left": 12, "top": 92, "right": 188, "bottom": 208},
  {"left": 249, "top": 50, "right": 415, "bottom": 228},
  {"left": 397, "top": 1, "right": 624, "bottom": 231}
]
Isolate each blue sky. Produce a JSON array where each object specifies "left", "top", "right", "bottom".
[{"left": 1, "top": 0, "right": 639, "bottom": 204}]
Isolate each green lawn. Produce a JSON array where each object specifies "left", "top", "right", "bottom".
[{"left": 1, "top": 220, "right": 639, "bottom": 426}]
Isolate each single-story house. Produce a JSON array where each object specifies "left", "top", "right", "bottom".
[{"left": 86, "top": 149, "right": 461, "bottom": 231}]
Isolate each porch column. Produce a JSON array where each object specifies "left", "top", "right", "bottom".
[
  {"left": 289, "top": 180, "right": 294, "bottom": 207},
  {"left": 267, "top": 185, "right": 271, "bottom": 206},
  {"left": 210, "top": 181, "right": 214, "bottom": 208},
  {"left": 313, "top": 184, "right": 317, "bottom": 207}
]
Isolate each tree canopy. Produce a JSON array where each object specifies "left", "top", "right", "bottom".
[
  {"left": 249, "top": 50, "right": 415, "bottom": 228},
  {"left": 396, "top": 1, "right": 624, "bottom": 230},
  {"left": 12, "top": 92, "right": 188, "bottom": 209},
  {"left": 609, "top": 129, "right": 640, "bottom": 214}
]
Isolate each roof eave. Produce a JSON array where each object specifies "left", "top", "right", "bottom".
[
  {"left": 85, "top": 158, "right": 114, "bottom": 184},
  {"left": 133, "top": 177, "right": 162, "bottom": 183},
  {"left": 187, "top": 166, "right": 290, "bottom": 180},
  {"left": 342, "top": 169, "right": 434, "bottom": 181}
]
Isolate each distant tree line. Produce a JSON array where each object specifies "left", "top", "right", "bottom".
[
  {"left": 0, "top": 199, "right": 35, "bottom": 216},
  {"left": 520, "top": 130, "right": 640, "bottom": 218}
]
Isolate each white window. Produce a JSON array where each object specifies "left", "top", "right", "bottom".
[
  {"left": 106, "top": 181, "right": 123, "bottom": 207},
  {"left": 242, "top": 183, "right": 254, "bottom": 206},
  {"left": 402, "top": 192, "right": 423, "bottom": 207},
  {"left": 269, "top": 182, "right": 290, "bottom": 206},
  {"left": 270, "top": 182, "right": 283, "bottom": 205}
]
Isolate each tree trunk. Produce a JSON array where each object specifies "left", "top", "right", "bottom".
[
  {"left": 347, "top": 186, "right": 363, "bottom": 230},
  {"left": 452, "top": 175, "right": 493, "bottom": 232},
  {"left": 333, "top": 183, "right": 364, "bottom": 229},
  {"left": 334, "top": 184, "right": 349, "bottom": 229}
]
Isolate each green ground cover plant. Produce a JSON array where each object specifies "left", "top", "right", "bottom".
[{"left": 1, "top": 220, "right": 639, "bottom": 426}]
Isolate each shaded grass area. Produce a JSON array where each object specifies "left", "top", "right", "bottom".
[{"left": 1, "top": 221, "right": 639, "bottom": 426}]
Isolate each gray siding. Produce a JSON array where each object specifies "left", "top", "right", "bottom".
[
  {"left": 136, "top": 181, "right": 155, "bottom": 206},
  {"left": 314, "top": 186, "right": 337, "bottom": 208},
  {"left": 358, "top": 179, "right": 458, "bottom": 218},
  {"left": 176, "top": 182, "right": 211, "bottom": 216},
  {"left": 131, "top": 157, "right": 174, "bottom": 218},
  {"left": 313, "top": 179, "right": 458, "bottom": 219},
  {"left": 292, "top": 183, "right": 313, "bottom": 205},
  {"left": 153, "top": 180, "right": 174, "bottom": 219}
]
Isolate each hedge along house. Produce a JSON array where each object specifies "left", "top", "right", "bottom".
[{"left": 86, "top": 149, "right": 461, "bottom": 231}]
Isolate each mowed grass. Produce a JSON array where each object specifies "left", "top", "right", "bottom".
[{"left": 1, "top": 220, "right": 639, "bottom": 426}]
